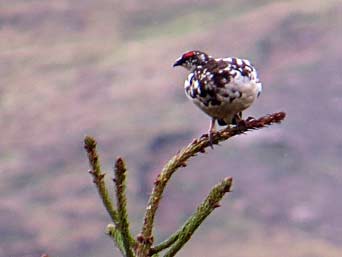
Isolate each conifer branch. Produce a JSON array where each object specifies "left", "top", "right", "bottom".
[
  {"left": 162, "top": 177, "right": 233, "bottom": 257},
  {"left": 84, "top": 112, "right": 286, "bottom": 257},
  {"left": 113, "top": 157, "right": 136, "bottom": 257},
  {"left": 106, "top": 224, "right": 130, "bottom": 256},
  {"left": 84, "top": 136, "right": 119, "bottom": 224},
  {"left": 150, "top": 178, "right": 233, "bottom": 255},
  {"left": 136, "top": 112, "right": 286, "bottom": 257},
  {"left": 150, "top": 230, "right": 179, "bottom": 254}
]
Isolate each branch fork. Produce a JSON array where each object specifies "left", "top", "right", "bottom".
[{"left": 84, "top": 111, "right": 286, "bottom": 257}]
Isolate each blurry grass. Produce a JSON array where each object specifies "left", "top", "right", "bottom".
[
  {"left": 183, "top": 222, "right": 342, "bottom": 257},
  {"left": 138, "top": 0, "right": 337, "bottom": 43},
  {"left": 125, "top": 0, "right": 339, "bottom": 43},
  {"left": 172, "top": 207, "right": 342, "bottom": 257},
  {"left": 126, "top": 1, "right": 273, "bottom": 41}
]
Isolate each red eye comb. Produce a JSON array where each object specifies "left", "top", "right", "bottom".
[{"left": 183, "top": 51, "right": 195, "bottom": 58}]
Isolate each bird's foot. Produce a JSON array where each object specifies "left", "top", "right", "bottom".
[
  {"left": 236, "top": 116, "right": 256, "bottom": 127},
  {"left": 199, "top": 132, "right": 214, "bottom": 148},
  {"left": 237, "top": 119, "right": 247, "bottom": 127}
]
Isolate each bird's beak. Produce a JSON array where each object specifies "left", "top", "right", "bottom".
[{"left": 173, "top": 57, "right": 183, "bottom": 67}]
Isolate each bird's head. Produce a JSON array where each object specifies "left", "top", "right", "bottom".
[{"left": 173, "top": 50, "right": 210, "bottom": 71}]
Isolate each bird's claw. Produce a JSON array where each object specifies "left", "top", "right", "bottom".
[
  {"left": 200, "top": 132, "right": 214, "bottom": 148},
  {"left": 237, "top": 116, "right": 256, "bottom": 127}
]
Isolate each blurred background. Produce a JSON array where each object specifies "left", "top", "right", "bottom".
[{"left": 1, "top": 0, "right": 342, "bottom": 256}]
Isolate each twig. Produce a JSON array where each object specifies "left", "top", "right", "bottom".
[
  {"left": 84, "top": 136, "right": 119, "bottom": 224},
  {"left": 84, "top": 137, "right": 130, "bottom": 255},
  {"left": 106, "top": 224, "right": 129, "bottom": 256},
  {"left": 162, "top": 177, "right": 233, "bottom": 257},
  {"left": 137, "top": 112, "right": 286, "bottom": 256},
  {"left": 113, "top": 157, "right": 136, "bottom": 257},
  {"left": 149, "top": 230, "right": 179, "bottom": 254},
  {"left": 149, "top": 178, "right": 233, "bottom": 255}
]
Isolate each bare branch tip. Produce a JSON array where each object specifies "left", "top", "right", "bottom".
[
  {"left": 274, "top": 111, "right": 286, "bottom": 121},
  {"left": 106, "top": 224, "right": 116, "bottom": 234},
  {"left": 115, "top": 157, "right": 126, "bottom": 171},
  {"left": 225, "top": 177, "right": 233, "bottom": 184},
  {"left": 116, "top": 156, "right": 124, "bottom": 163},
  {"left": 84, "top": 135, "right": 97, "bottom": 150},
  {"left": 223, "top": 177, "right": 233, "bottom": 192}
]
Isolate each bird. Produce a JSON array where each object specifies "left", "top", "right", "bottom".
[{"left": 173, "top": 50, "right": 262, "bottom": 147}]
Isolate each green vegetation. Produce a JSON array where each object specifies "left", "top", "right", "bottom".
[{"left": 84, "top": 113, "right": 285, "bottom": 257}]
